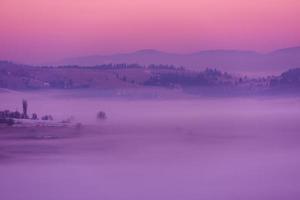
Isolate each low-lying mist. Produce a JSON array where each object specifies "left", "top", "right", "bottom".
[{"left": 1, "top": 89, "right": 300, "bottom": 200}]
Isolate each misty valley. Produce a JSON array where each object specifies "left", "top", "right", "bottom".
[
  {"left": 1, "top": 0, "right": 300, "bottom": 199},
  {"left": 1, "top": 87, "right": 300, "bottom": 200}
]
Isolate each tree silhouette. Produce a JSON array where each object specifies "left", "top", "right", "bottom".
[{"left": 22, "top": 99, "right": 28, "bottom": 118}]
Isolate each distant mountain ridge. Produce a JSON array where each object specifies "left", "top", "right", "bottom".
[
  {"left": 57, "top": 46, "right": 300, "bottom": 75},
  {"left": 271, "top": 46, "right": 300, "bottom": 55}
]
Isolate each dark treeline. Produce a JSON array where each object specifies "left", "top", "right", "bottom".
[
  {"left": 0, "top": 100, "right": 53, "bottom": 126},
  {"left": 1, "top": 61, "right": 300, "bottom": 94},
  {"left": 144, "top": 68, "right": 228, "bottom": 87},
  {"left": 270, "top": 69, "right": 300, "bottom": 88},
  {"left": 55, "top": 63, "right": 184, "bottom": 70}
]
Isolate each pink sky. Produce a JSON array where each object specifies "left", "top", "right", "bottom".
[{"left": 0, "top": 0, "right": 300, "bottom": 64}]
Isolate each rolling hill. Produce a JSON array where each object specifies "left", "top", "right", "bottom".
[{"left": 57, "top": 47, "right": 300, "bottom": 75}]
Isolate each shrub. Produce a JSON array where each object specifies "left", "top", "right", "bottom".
[
  {"left": 41, "top": 115, "right": 54, "bottom": 120},
  {"left": 97, "top": 111, "right": 107, "bottom": 120},
  {"left": 7, "top": 118, "right": 14, "bottom": 126},
  {"left": 0, "top": 118, "right": 15, "bottom": 126},
  {"left": 32, "top": 113, "right": 38, "bottom": 120}
]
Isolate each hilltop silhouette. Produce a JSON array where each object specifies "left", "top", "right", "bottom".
[{"left": 56, "top": 46, "right": 300, "bottom": 74}]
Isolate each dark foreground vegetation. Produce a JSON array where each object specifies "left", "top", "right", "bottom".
[{"left": 0, "top": 99, "right": 53, "bottom": 126}]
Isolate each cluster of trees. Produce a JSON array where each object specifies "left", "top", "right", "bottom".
[
  {"left": 41, "top": 115, "right": 54, "bottom": 120},
  {"left": 144, "top": 68, "right": 230, "bottom": 87},
  {"left": 0, "top": 110, "right": 28, "bottom": 119},
  {"left": 0, "top": 110, "right": 51, "bottom": 121},
  {"left": 270, "top": 68, "right": 300, "bottom": 88},
  {"left": 58, "top": 63, "right": 186, "bottom": 71},
  {"left": 49, "top": 79, "right": 74, "bottom": 89},
  {"left": 96, "top": 63, "right": 143, "bottom": 69},
  {"left": 0, "top": 100, "right": 54, "bottom": 126},
  {"left": 97, "top": 111, "right": 107, "bottom": 120},
  {"left": 0, "top": 118, "right": 15, "bottom": 126},
  {"left": 148, "top": 64, "right": 184, "bottom": 70},
  {"left": 3, "top": 60, "right": 300, "bottom": 94},
  {"left": 57, "top": 63, "right": 144, "bottom": 70}
]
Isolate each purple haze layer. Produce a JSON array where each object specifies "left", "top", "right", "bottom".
[{"left": 1, "top": 90, "right": 300, "bottom": 200}]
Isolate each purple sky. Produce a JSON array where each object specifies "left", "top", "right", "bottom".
[{"left": 0, "top": 0, "right": 300, "bottom": 64}]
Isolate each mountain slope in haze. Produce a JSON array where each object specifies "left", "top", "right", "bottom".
[
  {"left": 58, "top": 47, "right": 300, "bottom": 75},
  {"left": 2, "top": 61, "right": 300, "bottom": 96}
]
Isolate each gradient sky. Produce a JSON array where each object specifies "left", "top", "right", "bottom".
[{"left": 0, "top": 0, "right": 300, "bottom": 64}]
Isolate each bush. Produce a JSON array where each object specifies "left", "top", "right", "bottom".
[
  {"left": 0, "top": 118, "right": 15, "bottom": 126},
  {"left": 7, "top": 118, "right": 14, "bottom": 126},
  {"left": 41, "top": 115, "right": 54, "bottom": 120},
  {"left": 32, "top": 113, "right": 38, "bottom": 120},
  {"left": 97, "top": 111, "right": 107, "bottom": 120}
]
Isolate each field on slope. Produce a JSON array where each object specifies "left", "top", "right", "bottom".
[{"left": 0, "top": 62, "right": 151, "bottom": 89}]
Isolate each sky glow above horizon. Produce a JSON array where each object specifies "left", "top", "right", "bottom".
[{"left": 0, "top": 0, "right": 299, "bottom": 63}]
